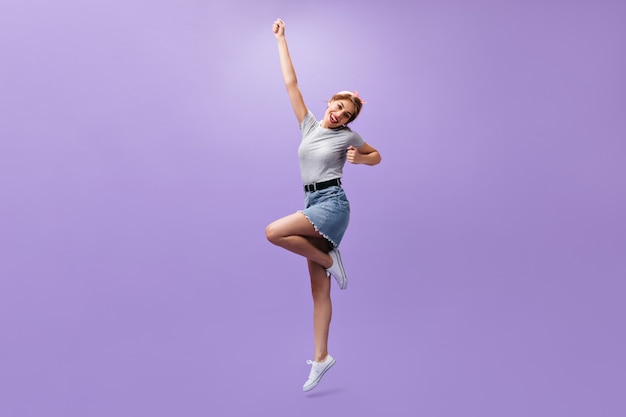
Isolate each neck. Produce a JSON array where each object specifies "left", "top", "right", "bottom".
[{"left": 320, "top": 121, "right": 344, "bottom": 130}]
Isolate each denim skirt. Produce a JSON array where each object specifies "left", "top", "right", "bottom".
[{"left": 299, "top": 185, "right": 350, "bottom": 248}]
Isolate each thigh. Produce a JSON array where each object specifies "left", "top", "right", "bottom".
[{"left": 267, "top": 212, "right": 325, "bottom": 239}]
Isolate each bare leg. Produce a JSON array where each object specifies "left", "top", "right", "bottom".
[
  {"left": 309, "top": 258, "right": 332, "bottom": 362},
  {"left": 267, "top": 213, "right": 335, "bottom": 362},
  {"left": 265, "top": 212, "right": 333, "bottom": 268},
  {"left": 307, "top": 237, "right": 333, "bottom": 362}
]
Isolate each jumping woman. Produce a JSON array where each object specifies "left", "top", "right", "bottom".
[{"left": 265, "top": 18, "right": 382, "bottom": 392}]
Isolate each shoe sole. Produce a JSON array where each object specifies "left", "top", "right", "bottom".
[
  {"left": 303, "top": 358, "right": 336, "bottom": 392},
  {"left": 333, "top": 251, "right": 347, "bottom": 290},
  {"left": 336, "top": 273, "right": 347, "bottom": 290}
]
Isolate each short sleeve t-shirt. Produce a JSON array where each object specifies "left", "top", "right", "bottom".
[{"left": 298, "top": 110, "right": 365, "bottom": 185}]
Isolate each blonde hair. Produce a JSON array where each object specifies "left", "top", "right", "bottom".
[{"left": 329, "top": 91, "right": 363, "bottom": 124}]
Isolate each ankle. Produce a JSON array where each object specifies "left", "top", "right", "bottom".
[
  {"left": 324, "top": 254, "right": 333, "bottom": 269},
  {"left": 314, "top": 353, "right": 328, "bottom": 363}
]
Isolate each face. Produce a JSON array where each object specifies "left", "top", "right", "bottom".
[{"left": 324, "top": 99, "right": 356, "bottom": 128}]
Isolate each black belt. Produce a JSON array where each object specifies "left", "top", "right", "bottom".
[{"left": 304, "top": 178, "right": 341, "bottom": 192}]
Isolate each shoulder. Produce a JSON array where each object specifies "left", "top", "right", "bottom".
[
  {"left": 300, "top": 109, "right": 317, "bottom": 132},
  {"left": 346, "top": 129, "right": 365, "bottom": 146}
]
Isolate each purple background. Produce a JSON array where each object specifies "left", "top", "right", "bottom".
[{"left": 1, "top": 0, "right": 624, "bottom": 416}]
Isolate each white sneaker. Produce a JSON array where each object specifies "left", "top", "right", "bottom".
[
  {"left": 302, "top": 354, "right": 336, "bottom": 392},
  {"left": 326, "top": 249, "right": 347, "bottom": 289}
]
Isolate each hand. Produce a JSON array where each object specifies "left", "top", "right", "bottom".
[
  {"left": 346, "top": 146, "right": 361, "bottom": 164},
  {"left": 272, "top": 18, "right": 285, "bottom": 39}
]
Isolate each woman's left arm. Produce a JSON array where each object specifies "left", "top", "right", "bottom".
[{"left": 346, "top": 143, "right": 382, "bottom": 166}]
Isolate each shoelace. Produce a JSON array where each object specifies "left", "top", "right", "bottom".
[{"left": 305, "top": 360, "right": 322, "bottom": 379}]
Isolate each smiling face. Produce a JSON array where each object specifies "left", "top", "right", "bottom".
[{"left": 322, "top": 99, "right": 357, "bottom": 129}]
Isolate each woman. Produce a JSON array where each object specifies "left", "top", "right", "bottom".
[{"left": 265, "top": 18, "right": 382, "bottom": 392}]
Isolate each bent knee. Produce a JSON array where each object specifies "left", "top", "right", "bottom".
[{"left": 265, "top": 223, "right": 280, "bottom": 244}]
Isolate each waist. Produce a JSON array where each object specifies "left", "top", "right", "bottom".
[{"left": 304, "top": 178, "right": 342, "bottom": 193}]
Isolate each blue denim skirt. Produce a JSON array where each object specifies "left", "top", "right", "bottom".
[{"left": 299, "top": 185, "right": 350, "bottom": 248}]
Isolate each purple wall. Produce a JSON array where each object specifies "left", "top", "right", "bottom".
[{"left": 1, "top": 1, "right": 624, "bottom": 416}]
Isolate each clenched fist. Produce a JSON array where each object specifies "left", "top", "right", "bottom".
[
  {"left": 272, "top": 18, "right": 285, "bottom": 39},
  {"left": 346, "top": 146, "right": 362, "bottom": 164}
]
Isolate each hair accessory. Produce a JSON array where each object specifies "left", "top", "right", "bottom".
[{"left": 353, "top": 90, "right": 367, "bottom": 104}]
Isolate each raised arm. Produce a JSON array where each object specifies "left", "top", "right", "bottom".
[{"left": 273, "top": 19, "right": 307, "bottom": 124}]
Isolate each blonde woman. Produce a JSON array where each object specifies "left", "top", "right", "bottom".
[{"left": 265, "top": 18, "right": 382, "bottom": 392}]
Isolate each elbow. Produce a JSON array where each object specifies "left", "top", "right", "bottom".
[{"left": 285, "top": 79, "right": 298, "bottom": 88}]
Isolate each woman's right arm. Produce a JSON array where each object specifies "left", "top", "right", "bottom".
[{"left": 273, "top": 19, "right": 307, "bottom": 124}]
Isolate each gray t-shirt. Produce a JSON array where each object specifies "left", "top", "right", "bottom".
[{"left": 298, "top": 110, "right": 365, "bottom": 185}]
